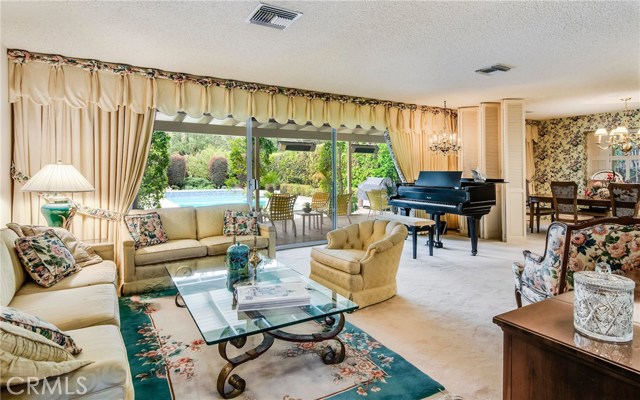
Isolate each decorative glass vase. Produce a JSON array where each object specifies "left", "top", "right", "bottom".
[
  {"left": 573, "top": 262, "right": 635, "bottom": 343},
  {"left": 226, "top": 236, "right": 250, "bottom": 291}
]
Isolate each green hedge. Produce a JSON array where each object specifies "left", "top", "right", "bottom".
[{"left": 279, "top": 183, "right": 316, "bottom": 197}]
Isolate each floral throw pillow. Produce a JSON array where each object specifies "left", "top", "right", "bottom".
[
  {"left": 223, "top": 210, "right": 258, "bottom": 236},
  {"left": 124, "top": 212, "right": 169, "bottom": 250},
  {"left": 0, "top": 306, "right": 82, "bottom": 354},
  {"left": 14, "top": 230, "right": 80, "bottom": 288}
]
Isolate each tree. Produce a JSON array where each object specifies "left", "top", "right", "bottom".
[
  {"left": 186, "top": 146, "right": 219, "bottom": 180},
  {"left": 169, "top": 132, "right": 230, "bottom": 155},
  {"left": 208, "top": 156, "right": 228, "bottom": 188},
  {"left": 227, "top": 137, "right": 247, "bottom": 186},
  {"left": 137, "top": 131, "right": 170, "bottom": 209},
  {"left": 167, "top": 154, "right": 186, "bottom": 187}
]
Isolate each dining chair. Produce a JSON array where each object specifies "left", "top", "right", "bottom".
[
  {"left": 609, "top": 183, "right": 640, "bottom": 217},
  {"left": 262, "top": 193, "right": 298, "bottom": 238},
  {"left": 366, "top": 189, "right": 390, "bottom": 218},
  {"left": 525, "top": 179, "right": 554, "bottom": 233},
  {"left": 550, "top": 181, "right": 594, "bottom": 224}
]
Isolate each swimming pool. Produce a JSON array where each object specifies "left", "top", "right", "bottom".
[{"left": 162, "top": 189, "right": 268, "bottom": 208}]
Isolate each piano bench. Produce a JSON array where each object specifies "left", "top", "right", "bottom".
[{"left": 375, "top": 215, "right": 435, "bottom": 259}]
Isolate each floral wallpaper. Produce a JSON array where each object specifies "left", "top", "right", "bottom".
[{"left": 532, "top": 109, "right": 640, "bottom": 193}]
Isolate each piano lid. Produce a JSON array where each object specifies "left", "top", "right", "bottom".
[{"left": 415, "top": 171, "right": 462, "bottom": 188}]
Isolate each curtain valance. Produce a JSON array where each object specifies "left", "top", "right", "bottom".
[{"left": 8, "top": 49, "right": 455, "bottom": 134}]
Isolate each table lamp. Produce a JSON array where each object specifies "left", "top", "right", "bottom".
[{"left": 20, "top": 162, "right": 95, "bottom": 227}]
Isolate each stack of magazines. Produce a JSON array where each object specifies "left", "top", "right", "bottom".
[{"left": 235, "top": 282, "right": 311, "bottom": 311}]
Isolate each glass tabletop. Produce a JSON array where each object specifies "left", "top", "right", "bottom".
[{"left": 165, "top": 257, "right": 358, "bottom": 345}]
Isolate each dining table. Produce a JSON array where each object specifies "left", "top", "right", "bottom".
[{"left": 528, "top": 193, "right": 611, "bottom": 229}]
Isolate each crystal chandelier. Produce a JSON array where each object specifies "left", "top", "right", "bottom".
[
  {"left": 595, "top": 97, "right": 636, "bottom": 153},
  {"left": 429, "top": 101, "right": 461, "bottom": 156}
]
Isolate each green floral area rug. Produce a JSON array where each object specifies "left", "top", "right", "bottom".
[{"left": 119, "top": 290, "right": 448, "bottom": 399}]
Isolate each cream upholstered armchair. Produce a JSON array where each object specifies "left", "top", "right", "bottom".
[{"left": 310, "top": 220, "right": 408, "bottom": 308}]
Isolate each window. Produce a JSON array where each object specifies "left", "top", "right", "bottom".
[{"left": 587, "top": 134, "right": 640, "bottom": 182}]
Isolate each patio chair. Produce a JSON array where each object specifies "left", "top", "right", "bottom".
[
  {"left": 366, "top": 189, "right": 390, "bottom": 218},
  {"left": 311, "top": 192, "right": 330, "bottom": 213},
  {"left": 336, "top": 193, "right": 353, "bottom": 225},
  {"left": 262, "top": 194, "right": 298, "bottom": 238}
]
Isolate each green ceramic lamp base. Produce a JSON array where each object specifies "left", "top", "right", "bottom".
[{"left": 41, "top": 202, "right": 72, "bottom": 227}]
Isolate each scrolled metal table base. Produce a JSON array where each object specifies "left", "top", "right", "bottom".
[{"left": 216, "top": 312, "right": 346, "bottom": 398}]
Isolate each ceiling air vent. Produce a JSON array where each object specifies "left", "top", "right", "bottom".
[
  {"left": 278, "top": 141, "right": 316, "bottom": 152},
  {"left": 475, "top": 64, "right": 512, "bottom": 75},
  {"left": 247, "top": 3, "right": 302, "bottom": 30}
]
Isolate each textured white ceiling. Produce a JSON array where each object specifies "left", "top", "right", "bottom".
[{"left": 1, "top": 1, "right": 639, "bottom": 120}]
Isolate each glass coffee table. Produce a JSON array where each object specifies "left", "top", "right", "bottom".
[{"left": 166, "top": 257, "right": 358, "bottom": 399}]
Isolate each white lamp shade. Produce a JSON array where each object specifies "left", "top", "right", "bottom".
[
  {"left": 594, "top": 128, "right": 609, "bottom": 136},
  {"left": 21, "top": 163, "right": 95, "bottom": 193},
  {"left": 611, "top": 126, "right": 629, "bottom": 136}
]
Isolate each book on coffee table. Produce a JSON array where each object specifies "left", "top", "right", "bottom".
[{"left": 235, "top": 282, "right": 311, "bottom": 311}]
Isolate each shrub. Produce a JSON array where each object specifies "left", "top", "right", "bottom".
[
  {"left": 208, "top": 156, "right": 228, "bottom": 188},
  {"left": 280, "top": 183, "right": 316, "bottom": 197},
  {"left": 183, "top": 177, "right": 213, "bottom": 190},
  {"left": 167, "top": 154, "right": 186, "bottom": 187},
  {"left": 224, "top": 176, "right": 239, "bottom": 189},
  {"left": 186, "top": 146, "right": 218, "bottom": 180}
]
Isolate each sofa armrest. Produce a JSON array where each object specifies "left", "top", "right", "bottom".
[
  {"left": 120, "top": 225, "right": 137, "bottom": 286},
  {"left": 257, "top": 222, "right": 276, "bottom": 258},
  {"left": 89, "top": 242, "right": 115, "bottom": 261}
]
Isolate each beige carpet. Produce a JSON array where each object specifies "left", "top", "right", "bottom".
[{"left": 277, "top": 229, "right": 548, "bottom": 400}]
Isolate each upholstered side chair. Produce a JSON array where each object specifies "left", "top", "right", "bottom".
[{"left": 309, "top": 220, "right": 408, "bottom": 308}]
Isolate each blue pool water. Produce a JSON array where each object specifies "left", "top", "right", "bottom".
[{"left": 163, "top": 189, "right": 267, "bottom": 208}]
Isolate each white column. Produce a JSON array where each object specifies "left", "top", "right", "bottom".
[
  {"left": 501, "top": 99, "right": 527, "bottom": 241},
  {"left": 480, "top": 103, "right": 503, "bottom": 240}
]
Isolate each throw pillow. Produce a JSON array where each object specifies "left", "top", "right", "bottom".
[
  {"left": 6, "top": 223, "right": 103, "bottom": 268},
  {"left": 0, "top": 321, "right": 73, "bottom": 362},
  {"left": 0, "top": 307, "right": 82, "bottom": 354},
  {"left": 223, "top": 210, "right": 258, "bottom": 236},
  {"left": 0, "top": 322, "right": 92, "bottom": 387},
  {"left": 124, "top": 212, "right": 169, "bottom": 249},
  {"left": 14, "top": 230, "right": 81, "bottom": 288}
]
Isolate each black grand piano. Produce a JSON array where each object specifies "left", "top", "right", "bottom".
[{"left": 388, "top": 171, "right": 500, "bottom": 256}]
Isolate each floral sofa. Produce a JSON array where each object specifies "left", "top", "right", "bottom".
[
  {"left": 0, "top": 227, "right": 133, "bottom": 399},
  {"left": 513, "top": 217, "right": 640, "bottom": 307},
  {"left": 121, "top": 204, "right": 275, "bottom": 295}
]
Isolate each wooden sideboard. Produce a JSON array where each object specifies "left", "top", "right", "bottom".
[{"left": 493, "top": 292, "right": 640, "bottom": 400}]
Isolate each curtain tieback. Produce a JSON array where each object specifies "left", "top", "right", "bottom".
[{"left": 10, "top": 163, "right": 124, "bottom": 222}]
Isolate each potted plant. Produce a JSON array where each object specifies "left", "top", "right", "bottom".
[{"left": 302, "top": 202, "right": 312, "bottom": 213}]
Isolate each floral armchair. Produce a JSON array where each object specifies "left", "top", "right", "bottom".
[{"left": 513, "top": 217, "right": 640, "bottom": 307}]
